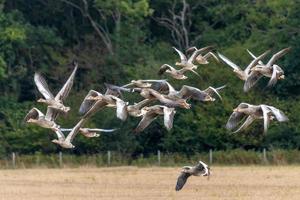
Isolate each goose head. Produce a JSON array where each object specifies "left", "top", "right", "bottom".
[{"left": 26, "top": 118, "right": 37, "bottom": 123}]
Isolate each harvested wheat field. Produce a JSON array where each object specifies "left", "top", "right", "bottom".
[{"left": 0, "top": 166, "right": 300, "bottom": 200}]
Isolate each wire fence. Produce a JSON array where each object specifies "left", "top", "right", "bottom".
[{"left": 2, "top": 149, "right": 300, "bottom": 169}]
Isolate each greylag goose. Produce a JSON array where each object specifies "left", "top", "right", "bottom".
[
  {"left": 244, "top": 47, "right": 290, "bottom": 92},
  {"left": 34, "top": 62, "right": 78, "bottom": 113},
  {"left": 132, "top": 88, "right": 191, "bottom": 109},
  {"left": 164, "top": 81, "right": 226, "bottom": 102},
  {"left": 226, "top": 103, "right": 288, "bottom": 134},
  {"left": 173, "top": 46, "right": 214, "bottom": 70},
  {"left": 52, "top": 118, "right": 87, "bottom": 148},
  {"left": 175, "top": 161, "right": 210, "bottom": 191},
  {"left": 24, "top": 107, "right": 60, "bottom": 131},
  {"left": 158, "top": 64, "right": 194, "bottom": 80},
  {"left": 79, "top": 90, "right": 128, "bottom": 120},
  {"left": 60, "top": 128, "right": 118, "bottom": 138},
  {"left": 134, "top": 105, "right": 176, "bottom": 133},
  {"left": 218, "top": 50, "right": 270, "bottom": 81},
  {"left": 186, "top": 46, "right": 219, "bottom": 64},
  {"left": 122, "top": 79, "right": 167, "bottom": 88}
]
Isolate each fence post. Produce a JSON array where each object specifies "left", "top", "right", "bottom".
[
  {"left": 107, "top": 151, "right": 111, "bottom": 166},
  {"left": 157, "top": 150, "right": 161, "bottom": 166},
  {"left": 59, "top": 151, "right": 63, "bottom": 168},
  {"left": 209, "top": 149, "right": 213, "bottom": 164},
  {"left": 12, "top": 152, "right": 16, "bottom": 169},
  {"left": 263, "top": 148, "right": 267, "bottom": 164}
]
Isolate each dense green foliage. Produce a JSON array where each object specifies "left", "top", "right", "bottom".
[{"left": 0, "top": 0, "right": 299, "bottom": 157}]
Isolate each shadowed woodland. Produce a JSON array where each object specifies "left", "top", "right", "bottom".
[{"left": 0, "top": 0, "right": 299, "bottom": 157}]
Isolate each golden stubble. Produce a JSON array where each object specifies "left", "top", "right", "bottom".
[{"left": 0, "top": 166, "right": 300, "bottom": 200}]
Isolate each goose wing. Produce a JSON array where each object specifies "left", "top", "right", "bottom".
[
  {"left": 111, "top": 96, "right": 128, "bottom": 121},
  {"left": 244, "top": 50, "right": 270, "bottom": 75},
  {"left": 65, "top": 118, "right": 87, "bottom": 144},
  {"left": 243, "top": 71, "right": 263, "bottom": 92},
  {"left": 226, "top": 103, "right": 250, "bottom": 130},
  {"left": 45, "top": 108, "right": 59, "bottom": 121},
  {"left": 175, "top": 171, "right": 191, "bottom": 191},
  {"left": 104, "top": 83, "right": 132, "bottom": 94},
  {"left": 158, "top": 64, "right": 175, "bottom": 75},
  {"left": 24, "top": 108, "right": 44, "bottom": 122},
  {"left": 79, "top": 90, "right": 103, "bottom": 115},
  {"left": 266, "top": 106, "right": 288, "bottom": 122},
  {"left": 188, "top": 46, "right": 215, "bottom": 63},
  {"left": 204, "top": 52, "right": 220, "bottom": 62},
  {"left": 55, "top": 64, "right": 78, "bottom": 101},
  {"left": 163, "top": 106, "right": 176, "bottom": 131},
  {"left": 203, "top": 85, "right": 226, "bottom": 100},
  {"left": 217, "top": 52, "right": 241, "bottom": 71},
  {"left": 178, "top": 85, "right": 206, "bottom": 100},
  {"left": 87, "top": 128, "right": 118, "bottom": 132},
  {"left": 173, "top": 47, "right": 187, "bottom": 62},
  {"left": 34, "top": 72, "right": 54, "bottom": 100},
  {"left": 266, "top": 47, "right": 291, "bottom": 67},
  {"left": 267, "top": 65, "right": 279, "bottom": 87},
  {"left": 233, "top": 115, "right": 255, "bottom": 133},
  {"left": 54, "top": 129, "right": 66, "bottom": 141},
  {"left": 134, "top": 111, "right": 158, "bottom": 133},
  {"left": 246, "top": 49, "right": 264, "bottom": 65},
  {"left": 261, "top": 105, "right": 271, "bottom": 134}
]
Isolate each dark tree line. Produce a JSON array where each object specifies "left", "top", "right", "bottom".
[{"left": 0, "top": 0, "right": 299, "bottom": 156}]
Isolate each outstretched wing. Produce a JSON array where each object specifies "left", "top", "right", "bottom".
[
  {"left": 175, "top": 172, "right": 191, "bottom": 191},
  {"left": 24, "top": 108, "right": 44, "bottom": 122},
  {"left": 79, "top": 90, "right": 102, "bottom": 115},
  {"left": 244, "top": 50, "right": 270, "bottom": 75},
  {"left": 188, "top": 46, "right": 214, "bottom": 63},
  {"left": 55, "top": 63, "right": 78, "bottom": 101},
  {"left": 233, "top": 115, "right": 255, "bottom": 133},
  {"left": 134, "top": 112, "right": 158, "bottom": 133},
  {"left": 173, "top": 47, "right": 187, "bottom": 62},
  {"left": 243, "top": 71, "right": 263, "bottom": 92},
  {"left": 45, "top": 108, "right": 60, "bottom": 121},
  {"left": 178, "top": 85, "right": 206, "bottom": 100},
  {"left": 111, "top": 96, "right": 128, "bottom": 121},
  {"left": 217, "top": 52, "right": 241, "bottom": 71},
  {"left": 226, "top": 103, "right": 249, "bottom": 130},
  {"left": 261, "top": 105, "right": 271, "bottom": 134},
  {"left": 65, "top": 118, "right": 87, "bottom": 143},
  {"left": 204, "top": 85, "right": 226, "bottom": 100},
  {"left": 163, "top": 106, "right": 176, "bottom": 131},
  {"left": 158, "top": 64, "right": 174, "bottom": 75},
  {"left": 266, "top": 106, "right": 288, "bottom": 122},
  {"left": 267, "top": 65, "right": 279, "bottom": 88},
  {"left": 34, "top": 72, "right": 54, "bottom": 100},
  {"left": 266, "top": 47, "right": 291, "bottom": 67}
]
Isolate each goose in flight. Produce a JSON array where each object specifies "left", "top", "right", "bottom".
[
  {"left": 218, "top": 50, "right": 270, "bottom": 81},
  {"left": 60, "top": 128, "right": 118, "bottom": 138},
  {"left": 34, "top": 61, "right": 78, "bottom": 113},
  {"left": 175, "top": 161, "right": 210, "bottom": 191},
  {"left": 122, "top": 79, "right": 167, "bottom": 89},
  {"left": 173, "top": 46, "right": 214, "bottom": 70},
  {"left": 158, "top": 64, "right": 198, "bottom": 80},
  {"left": 163, "top": 81, "right": 226, "bottom": 102},
  {"left": 186, "top": 46, "right": 219, "bottom": 64},
  {"left": 244, "top": 47, "right": 290, "bottom": 92},
  {"left": 52, "top": 118, "right": 87, "bottom": 148},
  {"left": 132, "top": 88, "right": 191, "bottom": 109},
  {"left": 134, "top": 105, "right": 176, "bottom": 133},
  {"left": 24, "top": 107, "right": 60, "bottom": 132},
  {"left": 79, "top": 90, "right": 128, "bottom": 121},
  {"left": 226, "top": 103, "right": 288, "bottom": 134}
]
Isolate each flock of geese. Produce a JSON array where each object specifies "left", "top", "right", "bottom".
[{"left": 24, "top": 45, "right": 290, "bottom": 191}]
